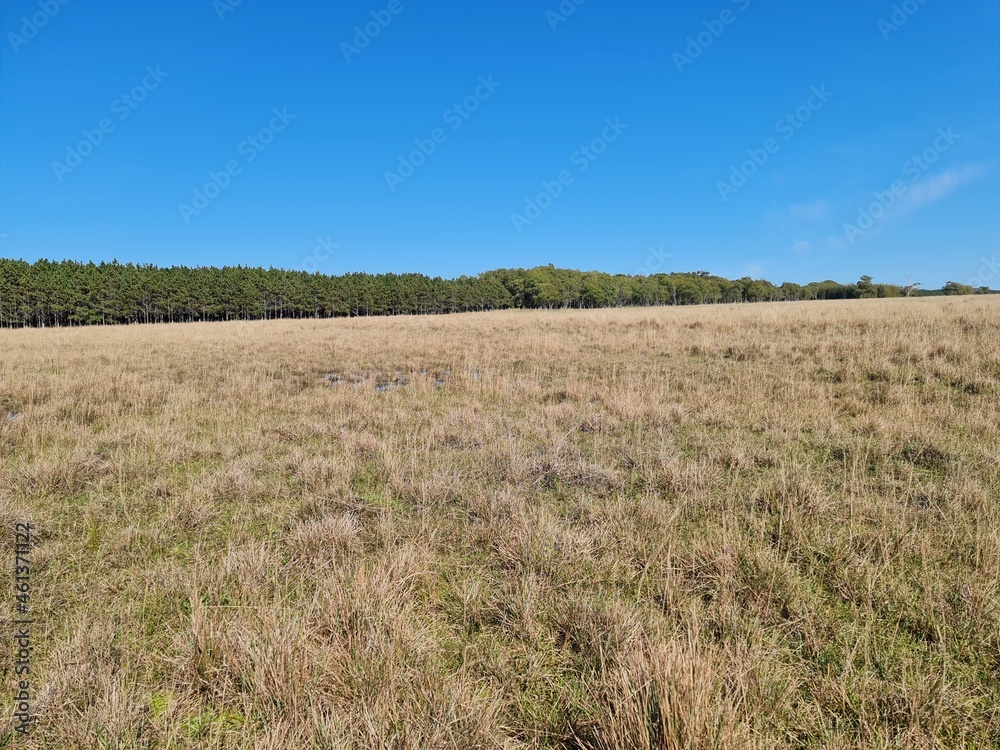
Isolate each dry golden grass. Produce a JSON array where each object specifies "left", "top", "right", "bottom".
[{"left": 1, "top": 296, "right": 998, "bottom": 748}]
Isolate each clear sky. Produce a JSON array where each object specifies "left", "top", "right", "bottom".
[{"left": 2, "top": 0, "right": 998, "bottom": 287}]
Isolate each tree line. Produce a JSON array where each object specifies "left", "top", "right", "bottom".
[{"left": 0, "top": 259, "right": 991, "bottom": 328}]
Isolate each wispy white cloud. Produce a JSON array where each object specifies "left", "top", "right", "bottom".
[
  {"left": 763, "top": 199, "right": 835, "bottom": 226},
  {"left": 826, "top": 235, "right": 847, "bottom": 252},
  {"left": 894, "top": 164, "right": 985, "bottom": 217},
  {"left": 789, "top": 200, "right": 834, "bottom": 222},
  {"left": 792, "top": 240, "right": 811, "bottom": 255},
  {"left": 838, "top": 162, "right": 990, "bottom": 247}
]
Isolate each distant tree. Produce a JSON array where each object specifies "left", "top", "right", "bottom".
[
  {"left": 942, "top": 281, "right": 975, "bottom": 296},
  {"left": 0, "top": 259, "right": 942, "bottom": 328},
  {"left": 780, "top": 282, "right": 803, "bottom": 301},
  {"left": 856, "top": 275, "right": 877, "bottom": 299}
]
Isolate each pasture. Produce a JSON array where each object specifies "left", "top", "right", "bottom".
[{"left": 1, "top": 297, "right": 998, "bottom": 748}]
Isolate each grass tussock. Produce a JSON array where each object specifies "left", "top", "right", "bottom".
[{"left": 0, "top": 296, "right": 998, "bottom": 748}]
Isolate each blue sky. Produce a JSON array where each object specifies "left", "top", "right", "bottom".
[{"left": 1, "top": 0, "right": 998, "bottom": 287}]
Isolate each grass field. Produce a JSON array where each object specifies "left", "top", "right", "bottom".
[{"left": 1, "top": 296, "right": 998, "bottom": 748}]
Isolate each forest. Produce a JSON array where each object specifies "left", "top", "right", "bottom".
[{"left": 0, "top": 258, "right": 990, "bottom": 327}]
